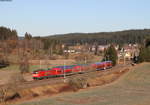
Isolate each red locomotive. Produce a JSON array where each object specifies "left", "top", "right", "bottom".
[{"left": 32, "top": 61, "right": 112, "bottom": 80}]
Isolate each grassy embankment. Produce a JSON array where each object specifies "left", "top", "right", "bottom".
[{"left": 12, "top": 63, "right": 150, "bottom": 105}]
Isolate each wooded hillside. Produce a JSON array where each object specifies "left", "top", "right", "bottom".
[{"left": 46, "top": 29, "right": 150, "bottom": 45}]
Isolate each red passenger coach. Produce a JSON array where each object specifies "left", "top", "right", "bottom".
[
  {"left": 105, "top": 61, "right": 112, "bottom": 69},
  {"left": 91, "top": 61, "right": 112, "bottom": 70},
  {"left": 51, "top": 66, "right": 75, "bottom": 74},
  {"left": 72, "top": 64, "right": 88, "bottom": 73}
]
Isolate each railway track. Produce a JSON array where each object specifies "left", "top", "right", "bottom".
[
  {"left": 0, "top": 63, "right": 131, "bottom": 89},
  {"left": 18, "top": 63, "right": 131, "bottom": 89}
]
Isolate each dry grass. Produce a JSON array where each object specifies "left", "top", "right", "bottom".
[{"left": 10, "top": 63, "right": 150, "bottom": 105}]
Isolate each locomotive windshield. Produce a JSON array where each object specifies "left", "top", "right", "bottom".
[{"left": 33, "top": 71, "right": 38, "bottom": 74}]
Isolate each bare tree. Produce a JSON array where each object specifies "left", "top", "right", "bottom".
[{"left": 19, "top": 54, "right": 30, "bottom": 74}]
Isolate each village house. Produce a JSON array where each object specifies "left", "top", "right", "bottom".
[{"left": 119, "top": 44, "right": 140, "bottom": 60}]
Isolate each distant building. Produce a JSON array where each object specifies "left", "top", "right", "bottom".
[
  {"left": 91, "top": 45, "right": 110, "bottom": 52},
  {"left": 118, "top": 44, "right": 140, "bottom": 60},
  {"left": 64, "top": 49, "right": 75, "bottom": 53}
]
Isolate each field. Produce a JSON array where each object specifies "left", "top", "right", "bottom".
[
  {"left": 0, "top": 57, "right": 101, "bottom": 85},
  {"left": 0, "top": 59, "right": 77, "bottom": 84},
  {"left": 11, "top": 63, "right": 150, "bottom": 105},
  {"left": 0, "top": 65, "right": 45, "bottom": 84}
]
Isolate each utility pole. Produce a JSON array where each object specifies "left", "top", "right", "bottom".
[
  {"left": 63, "top": 61, "right": 66, "bottom": 82},
  {"left": 124, "top": 53, "right": 126, "bottom": 65},
  {"left": 104, "top": 56, "right": 106, "bottom": 70},
  {"left": 85, "top": 56, "right": 87, "bottom": 64},
  {"left": 40, "top": 60, "right": 41, "bottom": 69}
]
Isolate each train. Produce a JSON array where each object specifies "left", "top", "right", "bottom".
[{"left": 32, "top": 61, "right": 112, "bottom": 80}]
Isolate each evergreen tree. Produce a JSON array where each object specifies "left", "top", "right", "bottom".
[
  {"left": 145, "top": 37, "right": 150, "bottom": 48},
  {"left": 0, "top": 26, "right": 18, "bottom": 40},
  {"left": 25, "top": 32, "right": 32, "bottom": 40},
  {"left": 103, "top": 45, "right": 118, "bottom": 66},
  {"left": 138, "top": 38, "right": 150, "bottom": 63},
  {"left": 138, "top": 47, "right": 147, "bottom": 62},
  {"left": 11, "top": 30, "right": 18, "bottom": 40}
]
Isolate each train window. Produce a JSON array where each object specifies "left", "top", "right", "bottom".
[{"left": 33, "top": 72, "right": 38, "bottom": 74}]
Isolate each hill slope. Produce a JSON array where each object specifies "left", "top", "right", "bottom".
[{"left": 13, "top": 63, "right": 150, "bottom": 105}]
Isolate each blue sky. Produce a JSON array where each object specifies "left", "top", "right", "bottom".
[{"left": 0, "top": 0, "right": 150, "bottom": 36}]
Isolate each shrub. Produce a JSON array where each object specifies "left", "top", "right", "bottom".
[
  {"left": 0, "top": 73, "right": 25, "bottom": 103},
  {"left": 0, "top": 57, "right": 9, "bottom": 68},
  {"left": 0, "top": 86, "right": 9, "bottom": 102},
  {"left": 0, "top": 86, "right": 21, "bottom": 103},
  {"left": 68, "top": 77, "right": 88, "bottom": 91}
]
